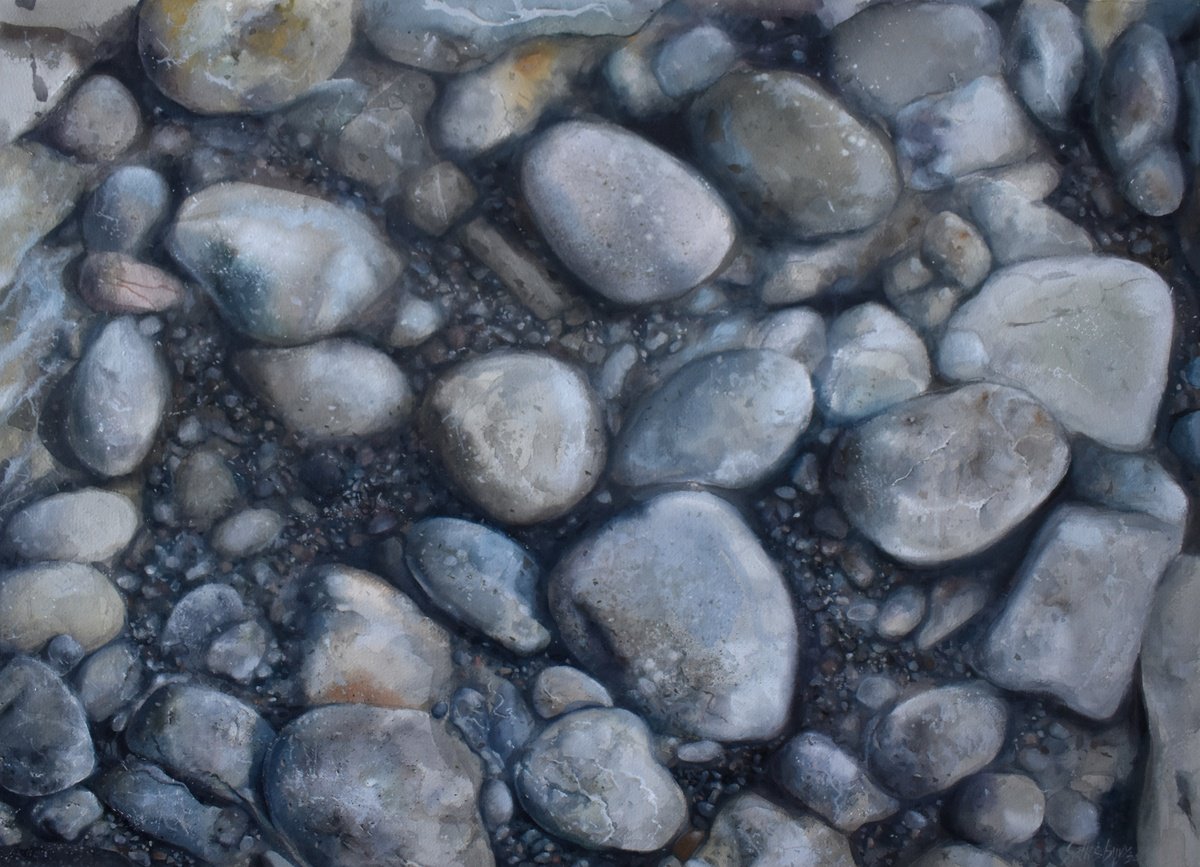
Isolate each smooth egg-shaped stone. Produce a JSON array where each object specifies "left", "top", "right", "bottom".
[{"left": 522, "top": 120, "right": 736, "bottom": 305}]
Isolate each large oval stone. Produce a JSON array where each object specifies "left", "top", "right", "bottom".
[
  {"left": 139, "top": 0, "right": 353, "bottom": 114},
  {"left": 830, "top": 384, "right": 1070, "bottom": 566},
  {"left": 689, "top": 70, "right": 900, "bottom": 238},
  {"left": 168, "top": 182, "right": 403, "bottom": 345},
  {"left": 522, "top": 120, "right": 736, "bottom": 305},
  {"left": 550, "top": 491, "right": 799, "bottom": 741}
]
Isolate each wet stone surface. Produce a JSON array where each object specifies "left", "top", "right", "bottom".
[{"left": 0, "top": 1, "right": 1195, "bottom": 865}]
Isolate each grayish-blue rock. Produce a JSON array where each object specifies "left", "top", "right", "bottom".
[
  {"left": 522, "top": 120, "right": 736, "bottom": 305},
  {"left": 126, "top": 683, "right": 275, "bottom": 805},
  {"left": 685, "top": 792, "right": 856, "bottom": 867},
  {"left": 653, "top": 24, "right": 736, "bottom": 98},
  {"left": 938, "top": 256, "right": 1174, "bottom": 450},
  {"left": 235, "top": 339, "right": 412, "bottom": 440},
  {"left": 532, "top": 665, "right": 613, "bottom": 718},
  {"left": 774, "top": 732, "right": 899, "bottom": 832},
  {"left": 978, "top": 504, "right": 1179, "bottom": 719},
  {"left": 1096, "top": 24, "right": 1177, "bottom": 170},
  {"left": 909, "top": 844, "right": 1015, "bottom": 867},
  {"left": 0, "top": 657, "right": 94, "bottom": 797},
  {"left": 550, "top": 491, "right": 799, "bottom": 741},
  {"left": 689, "top": 71, "right": 899, "bottom": 238},
  {"left": 405, "top": 517, "right": 550, "bottom": 654},
  {"left": 67, "top": 317, "right": 170, "bottom": 477},
  {"left": 74, "top": 641, "right": 142, "bottom": 722},
  {"left": 814, "top": 303, "right": 930, "bottom": 423},
  {"left": 423, "top": 351, "right": 605, "bottom": 524},
  {"left": 1006, "top": 0, "right": 1085, "bottom": 129},
  {"left": 4, "top": 488, "right": 139, "bottom": 563},
  {"left": 1070, "top": 441, "right": 1189, "bottom": 534},
  {"left": 950, "top": 773, "right": 1045, "bottom": 847},
  {"left": 265, "top": 704, "right": 493, "bottom": 866},
  {"left": 612, "top": 349, "right": 813, "bottom": 489},
  {"left": 1139, "top": 555, "right": 1200, "bottom": 867},
  {"left": 515, "top": 708, "right": 688, "bottom": 851},
  {"left": 894, "top": 76, "right": 1039, "bottom": 190},
  {"left": 211, "top": 508, "right": 283, "bottom": 558},
  {"left": 0, "top": 562, "right": 125, "bottom": 653},
  {"left": 830, "top": 384, "right": 1070, "bottom": 566},
  {"left": 362, "top": 0, "right": 665, "bottom": 72},
  {"left": 30, "top": 787, "right": 104, "bottom": 842},
  {"left": 868, "top": 683, "right": 1008, "bottom": 799},
  {"left": 83, "top": 167, "right": 171, "bottom": 255},
  {"left": 967, "top": 180, "right": 1095, "bottom": 265},
  {"left": 830, "top": 2, "right": 1002, "bottom": 118},
  {"left": 168, "top": 182, "right": 404, "bottom": 345}
]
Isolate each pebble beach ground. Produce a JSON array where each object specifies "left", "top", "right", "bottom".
[{"left": 0, "top": 1, "right": 1198, "bottom": 866}]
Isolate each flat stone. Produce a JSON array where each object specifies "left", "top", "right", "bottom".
[
  {"left": 0, "top": 30, "right": 84, "bottom": 147},
  {"left": 299, "top": 564, "right": 453, "bottom": 709},
  {"left": 612, "top": 349, "right": 814, "bottom": 489},
  {"left": 126, "top": 683, "right": 274, "bottom": 805},
  {"left": 0, "top": 562, "right": 124, "bottom": 653},
  {"left": 532, "top": 666, "right": 613, "bottom": 718},
  {"left": 1140, "top": 555, "right": 1200, "bottom": 867},
  {"left": 422, "top": 351, "right": 605, "bottom": 524},
  {"left": 830, "top": 2, "right": 1002, "bottom": 118},
  {"left": 139, "top": 0, "right": 353, "bottom": 114},
  {"left": 362, "top": 0, "right": 665, "bottom": 72},
  {"left": 938, "top": 255, "right": 1174, "bottom": 450},
  {"left": 967, "top": 180, "right": 1095, "bottom": 265},
  {"left": 77, "top": 254, "right": 186, "bottom": 315},
  {"left": 686, "top": 792, "right": 856, "bottom": 867},
  {"left": 689, "top": 71, "right": 899, "bottom": 238},
  {"left": 978, "top": 504, "right": 1179, "bottom": 719},
  {"left": 894, "top": 76, "right": 1040, "bottom": 190},
  {"left": 774, "top": 732, "right": 899, "bottom": 832},
  {"left": 951, "top": 772, "right": 1045, "bottom": 847},
  {"left": 160, "top": 583, "right": 245, "bottom": 662},
  {"left": 830, "top": 383, "right": 1070, "bottom": 566},
  {"left": 867, "top": 682, "right": 1009, "bottom": 799},
  {"left": 235, "top": 339, "right": 412, "bottom": 439},
  {"left": 515, "top": 708, "right": 687, "bottom": 851},
  {"left": 550, "top": 491, "right": 800, "bottom": 741},
  {"left": 67, "top": 317, "right": 170, "bottom": 477},
  {"left": 265, "top": 704, "right": 493, "bottom": 866},
  {"left": 168, "top": 182, "right": 404, "bottom": 345},
  {"left": 4, "top": 488, "right": 138, "bottom": 562},
  {"left": 522, "top": 120, "right": 736, "bottom": 305},
  {"left": 98, "top": 762, "right": 247, "bottom": 864},
  {"left": 406, "top": 517, "right": 550, "bottom": 654},
  {"left": 458, "top": 218, "right": 578, "bottom": 320},
  {"left": 1007, "top": 0, "right": 1086, "bottom": 129},
  {"left": 815, "top": 303, "right": 931, "bottom": 423},
  {"left": 0, "top": 657, "right": 94, "bottom": 797}
]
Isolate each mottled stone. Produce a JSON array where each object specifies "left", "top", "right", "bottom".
[
  {"left": 265, "top": 704, "right": 493, "bottom": 866},
  {"left": 168, "top": 182, "right": 403, "bottom": 345},
  {"left": 939, "top": 256, "right": 1173, "bottom": 450},
  {"left": 686, "top": 792, "right": 856, "bottom": 867},
  {"left": 690, "top": 71, "right": 899, "bottom": 238},
  {"left": 522, "top": 120, "right": 736, "bottom": 304},
  {"left": 532, "top": 666, "right": 614, "bottom": 719},
  {"left": 830, "top": 384, "right": 1070, "bottom": 566},
  {"left": 78, "top": 254, "right": 186, "bottom": 315},
  {"left": 515, "top": 708, "right": 687, "bottom": 851},
  {"left": 774, "top": 732, "right": 899, "bottom": 832},
  {"left": 83, "top": 166, "right": 172, "bottom": 255},
  {"left": 0, "top": 657, "right": 94, "bottom": 797},
  {"left": 1007, "top": 0, "right": 1086, "bottom": 129},
  {"left": 422, "top": 351, "right": 605, "bottom": 524},
  {"left": 951, "top": 773, "right": 1045, "bottom": 847},
  {"left": 550, "top": 491, "right": 799, "bottom": 741},
  {"left": 613, "top": 349, "right": 813, "bottom": 489},
  {"left": 868, "top": 683, "right": 1008, "bottom": 799},
  {"left": 49, "top": 75, "right": 142, "bottom": 163},
  {"left": 978, "top": 504, "right": 1179, "bottom": 719},
  {"left": 139, "top": 0, "right": 353, "bottom": 114}
]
